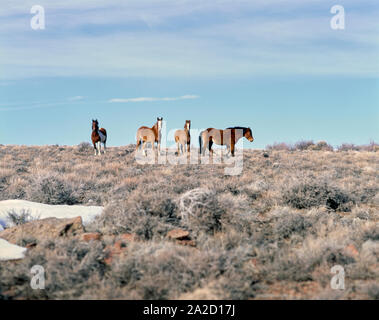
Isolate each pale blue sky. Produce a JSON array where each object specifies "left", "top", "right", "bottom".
[{"left": 0, "top": 0, "right": 378, "bottom": 148}]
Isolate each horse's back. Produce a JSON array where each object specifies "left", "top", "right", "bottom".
[
  {"left": 174, "top": 129, "right": 185, "bottom": 142},
  {"left": 137, "top": 126, "right": 150, "bottom": 134},
  {"left": 207, "top": 128, "right": 223, "bottom": 140},
  {"left": 174, "top": 130, "right": 181, "bottom": 143},
  {"left": 99, "top": 128, "right": 107, "bottom": 136},
  {"left": 137, "top": 127, "right": 155, "bottom": 141},
  {"left": 98, "top": 128, "right": 107, "bottom": 143},
  {"left": 136, "top": 126, "right": 146, "bottom": 135},
  {"left": 176, "top": 129, "right": 191, "bottom": 144},
  {"left": 201, "top": 128, "right": 213, "bottom": 136}
]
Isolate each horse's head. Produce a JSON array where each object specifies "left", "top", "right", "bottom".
[
  {"left": 185, "top": 120, "right": 191, "bottom": 130},
  {"left": 92, "top": 119, "right": 99, "bottom": 131},
  {"left": 157, "top": 117, "right": 163, "bottom": 131},
  {"left": 244, "top": 127, "right": 254, "bottom": 142}
]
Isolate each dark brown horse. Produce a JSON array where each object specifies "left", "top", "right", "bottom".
[
  {"left": 136, "top": 117, "right": 163, "bottom": 156},
  {"left": 91, "top": 119, "right": 107, "bottom": 155},
  {"left": 199, "top": 126, "right": 254, "bottom": 157},
  {"left": 174, "top": 120, "right": 191, "bottom": 155}
]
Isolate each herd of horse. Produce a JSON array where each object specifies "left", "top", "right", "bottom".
[{"left": 91, "top": 118, "right": 254, "bottom": 157}]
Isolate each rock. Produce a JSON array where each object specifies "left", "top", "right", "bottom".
[
  {"left": 176, "top": 239, "right": 196, "bottom": 247},
  {"left": 344, "top": 244, "right": 359, "bottom": 258},
  {"left": 80, "top": 232, "right": 102, "bottom": 242},
  {"left": 102, "top": 234, "right": 139, "bottom": 265},
  {"left": 25, "top": 242, "right": 37, "bottom": 249},
  {"left": 166, "top": 229, "right": 196, "bottom": 247},
  {"left": 0, "top": 217, "right": 85, "bottom": 245},
  {"left": 104, "top": 240, "right": 128, "bottom": 265},
  {"left": 119, "top": 233, "right": 136, "bottom": 242},
  {"left": 167, "top": 229, "right": 190, "bottom": 240}
]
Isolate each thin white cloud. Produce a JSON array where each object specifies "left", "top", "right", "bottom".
[
  {"left": 68, "top": 96, "right": 84, "bottom": 101},
  {"left": 109, "top": 95, "right": 199, "bottom": 103}
]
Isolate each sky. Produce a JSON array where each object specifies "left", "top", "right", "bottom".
[{"left": 0, "top": 0, "right": 378, "bottom": 149}]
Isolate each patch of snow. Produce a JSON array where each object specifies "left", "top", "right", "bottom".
[
  {"left": 0, "top": 200, "right": 103, "bottom": 229},
  {"left": 0, "top": 238, "right": 27, "bottom": 261}
]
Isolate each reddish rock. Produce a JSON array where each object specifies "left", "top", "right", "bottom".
[
  {"left": 119, "top": 233, "right": 136, "bottom": 242},
  {"left": 80, "top": 232, "right": 102, "bottom": 242},
  {"left": 176, "top": 239, "right": 196, "bottom": 247},
  {"left": 344, "top": 244, "right": 359, "bottom": 258},
  {"left": 25, "top": 242, "right": 37, "bottom": 249},
  {"left": 104, "top": 240, "right": 128, "bottom": 265},
  {"left": 167, "top": 229, "right": 190, "bottom": 240},
  {"left": 167, "top": 229, "right": 195, "bottom": 247}
]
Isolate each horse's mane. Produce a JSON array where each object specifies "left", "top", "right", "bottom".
[{"left": 227, "top": 126, "right": 248, "bottom": 130}]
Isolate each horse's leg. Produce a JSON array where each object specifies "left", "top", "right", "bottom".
[
  {"left": 231, "top": 142, "right": 235, "bottom": 157},
  {"left": 208, "top": 140, "right": 214, "bottom": 163},
  {"left": 152, "top": 141, "right": 156, "bottom": 159},
  {"left": 103, "top": 141, "right": 106, "bottom": 154},
  {"left": 186, "top": 142, "right": 190, "bottom": 164},
  {"left": 142, "top": 141, "right": 147, "bottom": 157},
  {"left": 136, "top": 139, "right": 142, "bottom": 152},
  {"left": 176, "top": 142, "right": 180, "bottom": 156},
  {"left": 209, "top": 140, "right": 214, "bottom": 155},
  {"left": 201, "top": 135, "right": 207, "bottom": 156},
  {"left": 97, "top": 141, "right": 101, "bottom": 156},
  {"left": 226, "top": 145, "right": 231, "bottom": 156},
  {"left": 93, "top": 143, "right": 97, "bottom": 156}
]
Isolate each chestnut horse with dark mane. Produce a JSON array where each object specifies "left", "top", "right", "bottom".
[
  {"left": 136, "top": 117, "right": 163, "bottom": 156},
  {"left": 199, "top": 127, "right": 254, "bottom": 157},
  {"left": 91, "top": 119, "right": 107, "bottom": 156}
]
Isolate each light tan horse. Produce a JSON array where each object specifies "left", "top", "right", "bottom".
[
  {"left": 174, "top": 120, "right": 191, "bottom": 155},
  {"left": 199, "top": 126, "right": 254, "bottom": 157},
  {"left": 136, "top": 117, "right": 163, "bottom": 156}
]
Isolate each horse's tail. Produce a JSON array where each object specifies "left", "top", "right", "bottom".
[
  {"left": 99, "top": 128, "right": 107, "bottom": 142},
  {"left": 136, "top": 137, "right": 141, "bottom": 149},
  {"left": 199, "top": 132, "right": 203, "bottom": 154}
]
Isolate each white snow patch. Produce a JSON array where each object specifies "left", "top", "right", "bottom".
[
  {"left": 0, "top": 238, "right": 27, "bottom": 261},
  {"left": 0, "top": 200, "right": 103, "bottom": 229}
]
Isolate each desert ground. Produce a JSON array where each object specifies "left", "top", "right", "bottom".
[{"left": 0, "top": 142, "right": 378, "bottom": 300}]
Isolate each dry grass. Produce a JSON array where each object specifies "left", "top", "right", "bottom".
[{"left": 0, "top": 144, "right": 378, "bottom": 300}]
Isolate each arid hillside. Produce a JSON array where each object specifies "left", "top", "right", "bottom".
[{"left": 0, "top": 144, "right": 378, "bottom": 300}]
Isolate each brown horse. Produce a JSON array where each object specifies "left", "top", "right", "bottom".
[
  {"left": 91, "top": 119, "right": 107, "bottom": 156},
  {"left": 199, "top": 126, "right": 254, "bottom": 157},
  {"left": 174, "top": 120, "right": 191, "bottom": 155},
  {"left": 136, "top": 117, "right": 163, "bottom": 156}
]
